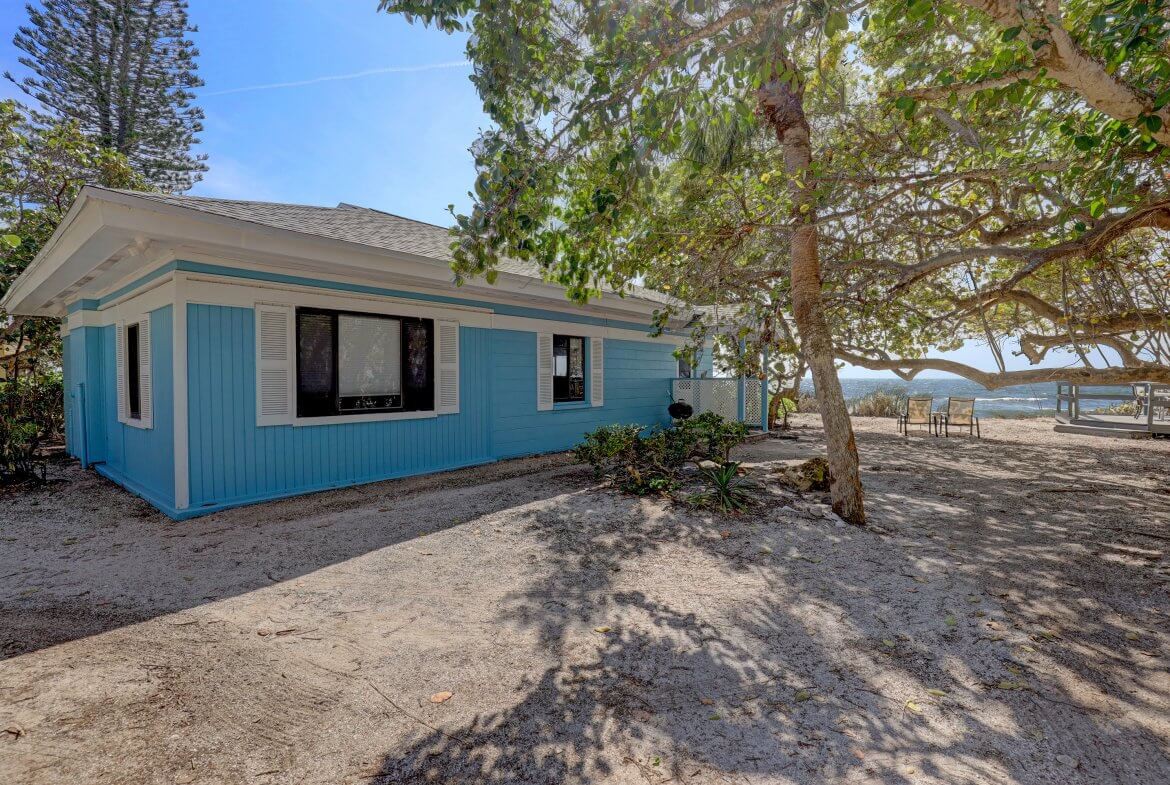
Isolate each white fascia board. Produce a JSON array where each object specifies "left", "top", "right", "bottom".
[
  {"left": 88, "top": 189, "right": 689, "bottom": 325},
  {"left": 10, "top": 187, "right": 694, "bottom": 330}
]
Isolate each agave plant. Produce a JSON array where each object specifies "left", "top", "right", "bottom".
[{"left": 691, "top": 461, "right": 758, "bottom": 513}]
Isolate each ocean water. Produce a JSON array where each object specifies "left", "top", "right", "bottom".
[{"left": 800, "top": 378, "right": 1139, "bottom": 418}]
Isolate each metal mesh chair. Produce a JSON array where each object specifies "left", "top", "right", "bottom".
[
  {"left": 898, "top": 396, "right": 934, "bottom": 435},
  {"left": 938, "top": 397, "right": 980, "bottom": 437}
]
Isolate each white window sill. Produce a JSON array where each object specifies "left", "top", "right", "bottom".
[
  {"left": 119, "top": 417, "right": 153, "bottom": 430},
  {"left": 291, "top": 410, "right": 439, "bottom": 427}
]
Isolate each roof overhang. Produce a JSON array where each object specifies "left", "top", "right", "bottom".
[{"left": 2, "top": 187, "right": 695, "bottom": 329}]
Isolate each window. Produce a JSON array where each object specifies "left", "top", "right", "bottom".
[
  {"left": 677, "top": 357, "right": 693, "bottom": 379},
  {"left": 553, "top": 334, "right": 585, "bottom": 403},
  {"left": 126, "top": 323, "right": 142, "bottom": 419},
  {"left": 295, "top": 307, "right": 433, "bottom": 418}
]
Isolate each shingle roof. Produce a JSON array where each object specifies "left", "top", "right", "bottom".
[{"left": 97, "top": 188, "right": 682, "bottom": 309}]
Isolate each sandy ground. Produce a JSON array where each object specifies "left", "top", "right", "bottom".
[{"left": 1, "top": 415, "right": 1168, "bottom": 785}]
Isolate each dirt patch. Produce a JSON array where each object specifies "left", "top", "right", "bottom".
[{"left": 1, "top": 416, "right": 1168, "bottom": 784}]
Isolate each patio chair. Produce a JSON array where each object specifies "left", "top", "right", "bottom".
[
  {"left": 1132, "top": 384, "right": 1170, "bottom": 422},
  {"left": 898, "top": 396, "right": 934, "bottom": 435},
  {"left": 937, "top": 396, "right": 980, "bottom": 438}
]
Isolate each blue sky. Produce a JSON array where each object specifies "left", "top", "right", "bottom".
[{"left": 0, "top": 0, "right": 1079, "bottom": 378}]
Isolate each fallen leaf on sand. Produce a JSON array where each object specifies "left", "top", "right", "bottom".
[
  {"left": 794, "top": 690, "right": 812, "bottom": 703},
  {"left": 430, "top": 691, "right": 454, "bottom": 704},
  {"left": 4, "top": 725, "right": 24, "bottom": 739},
  {"left": 945, "top": 615, "right": 958, "bottom": 628},
  {"left": 594, "top": 626, "right": 612, "bottom": 634},
  {"left": 926, "top": 688, "right": 947, "bottom": 697},
  {"left": 720, "top": 530, "right": 731, "bottom": 539},
  {"left": 1126, "top": 631, "right": 1140, "bottom": 641},
  {"left": 699, "top": 698, "right": 715, "bottom": 706},
  {"left": 904, "top": 700, "right": 922, "bottom": 714}
]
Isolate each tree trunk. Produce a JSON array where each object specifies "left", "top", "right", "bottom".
[{"left": 759, "top": 73, "right": 866, "bottom": 524}]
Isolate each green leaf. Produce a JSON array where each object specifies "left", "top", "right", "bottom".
[
  {"left": 1001, "top": 26, "right": 1022, "bottom": 42},
  {"left": 1144, "top": 115, "right": 1163, "bottom": 133},
  {"left": 894, "top": 95, "right": 917, "bottom": 119},
  {"left": 1073, "top": 135, "right": 1097, "bottom": 151},
  {"left": 1, "top": 234, "right": 21, "bottom": 249},
  {"left": 824, "top": 10, "right": 849, "bottom": 38},
  {"left": 1089, "top": 198, "right": 1107, "bottom": 219}
]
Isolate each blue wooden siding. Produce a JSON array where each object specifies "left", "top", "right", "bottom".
[
  {"left": 489, "top": 330, "right": 675, "bottom": 458},
  {"left": 92, "top": 306, "right": 176, "bottom": 510},
  {"left": 185, "top": 304, "right": 493, "bottom": 511}
]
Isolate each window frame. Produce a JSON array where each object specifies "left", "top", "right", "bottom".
[
  {"left": 294, "top": 306, "right": 435, "bottom": 419},
  {"left": 552, "top": 334, "right": 587, "bottom": 404}
]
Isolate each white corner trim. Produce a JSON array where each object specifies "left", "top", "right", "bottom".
[{"left": 172, "top": 274, "right": 190, "bottom": 510}]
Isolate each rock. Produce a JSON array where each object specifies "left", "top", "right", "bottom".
[{"left": 1056, "top": 754, "right": 1078, "bottom": 768}]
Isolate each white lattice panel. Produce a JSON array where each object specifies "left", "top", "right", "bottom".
[
  {"left": 673, "top": 378, "right": 759, "bottom": 425},
  {"left": 711, "top": 380, "right": 738, "bottom": 421},
  {"left": 744, "top": 379, "right": 763, "bottom": 425}
]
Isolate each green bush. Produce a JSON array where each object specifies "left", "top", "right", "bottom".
[
  {"left": 0, "top": 375, "right": 63, "bottom": 483},
  {"left": 574, "top": 412, "right": 751, "bottom": 496}
]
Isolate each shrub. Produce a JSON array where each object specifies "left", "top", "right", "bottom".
[
  {"left": 796, "top": 394, "right": 820, "bottom": 413},
  {"left": 574, "top": 413, "right": 751, "bottom": 497},
  {"left": 690, "top": 461, "right": 758, "bottom": 512},
  {"left": 849, "top": 386, "right": 907, "bottom": 418},
  {"left": 0, "top": 375, "right": 63, "bottom": 483}
]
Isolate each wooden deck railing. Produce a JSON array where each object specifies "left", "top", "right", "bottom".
[{"left": 1056, "top": 381, "right": 1170, "bottom": 429}]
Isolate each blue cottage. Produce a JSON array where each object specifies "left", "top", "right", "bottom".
[{"left": 3, "top": 187, "right": 719, "bottom": 518}]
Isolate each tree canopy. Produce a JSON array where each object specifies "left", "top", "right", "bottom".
[{"left": 8, "top": 0, "right": 206, "bottom": 192}]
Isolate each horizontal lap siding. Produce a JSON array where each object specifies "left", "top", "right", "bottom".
[
  {"left": 186, "top": 305, "right": 492, "bottom": 509},
  {"left": 490, "top": 330, "right": 675, "bottom": 458},
  {"left": 99, "top": 306, "right": 175, "bottom": 506}
]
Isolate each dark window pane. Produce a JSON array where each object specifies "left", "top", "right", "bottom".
[
  {"left": 552, "top": 334, "right": 585, "bottom": 402},
  {"left": 403, "top": 320, "right": 434, "bottom": 411},
  {"left": 297, "top": 311, "right": 335, "bottom": 417},
  {"left": 126, "top": 324, "right": 141, "bottom": 419},
  {"left": 678, "top": 358, "right": 692, "bottom": 378}
]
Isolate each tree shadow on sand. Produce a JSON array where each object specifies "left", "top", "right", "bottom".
[{"left": 373, "top": 430, "right": 1170, "bottom": 784}]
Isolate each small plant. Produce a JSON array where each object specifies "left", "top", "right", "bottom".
[{"left": 690, "top": 461, "right": 758, "bottom": 512}]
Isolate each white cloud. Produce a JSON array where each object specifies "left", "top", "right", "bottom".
[{"left": 203, "top": 60, "right": 471, "bottom": 97}]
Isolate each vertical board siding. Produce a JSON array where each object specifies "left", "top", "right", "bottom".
[
  {"left": 489, "top": 330, "right": 675, "bottom": 458},
  {"left": 186, "top": 305, "right": 493, "bottom": 508},
  {"left": 62, "top": 331, "right": 75, "bottom": 458},
  {"left": 97, "top": 306, "right": 175, "bottom": 506}
]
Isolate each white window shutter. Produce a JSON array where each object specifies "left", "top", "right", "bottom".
[
  {"left": 137, "top": 314, "right": 153, "bottom": 429},
  {"left": 436, "top": 320, "right": 460, "bottom": 414},
  {"left": 115, "top": 321, "right": 128, "bottom": 424},
  {"left": 536, "top": 333, "right": 553, "bottom": 411},
  {"left": 255, "top": 304, "right": 294, "bottom": 426},
  {"left": 590, "top": 337, "right": 604, "bottom": 407}
]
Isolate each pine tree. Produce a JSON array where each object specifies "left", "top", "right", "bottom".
[{"left": 7, "top": 0, "right": 206, "bottom": 192}]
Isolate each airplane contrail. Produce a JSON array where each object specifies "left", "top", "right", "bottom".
[{"left": 204, "top": 60, "right": 471, "bottom": 96}]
